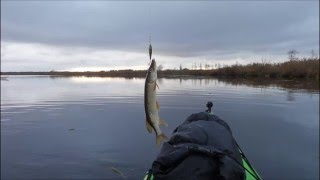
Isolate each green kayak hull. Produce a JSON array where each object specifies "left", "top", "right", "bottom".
[{"left": 144, "top": 151, "right": 262, "bottom": 180}]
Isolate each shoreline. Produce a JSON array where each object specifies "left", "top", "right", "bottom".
[
  {"left": 1, "top": 73, "right": 319, "bottom": 92},
  {"left": 1, "top": 70, "right": 319, "bottom": 80},
  {"left": 2, "top": 59, "right": 319, "bottom": 79}
]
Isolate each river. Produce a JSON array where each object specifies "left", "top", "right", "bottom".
[{"left": 1, "top": 75, "right": 319, "bottom": 179}]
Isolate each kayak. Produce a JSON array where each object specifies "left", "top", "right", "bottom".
[
  {"left": 237, "top": 143, "right": 262, "bottom": 180},
  {"left": 144, "top": 103, "right": 262, "bottom": 180},
  {"left": 144, "top": 151, "right": 262, "bottom": 180},
  {"left": 242, "top": 156, "right": 261, "bottom": 180},
  {"left": 143, "top": 132, "right": 262, "bottom": 180}
]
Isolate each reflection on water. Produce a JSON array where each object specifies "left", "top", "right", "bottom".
[
  {"left": 217, "top": 78, "right": 319, "bottom": 93},
  {"left": 1, "top": 76, "right": 319, "bottom": 179}
]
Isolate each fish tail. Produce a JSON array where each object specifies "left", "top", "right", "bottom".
[
  {"left": 156, "top": 133, "right": 169, "bottom": 147},
  {"left": 146, "top": 120, "right": 153, "bottom": 133}
]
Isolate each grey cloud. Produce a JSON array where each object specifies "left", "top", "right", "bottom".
[{"left": 1, "top": 1, "right": 319, "bottom": 58}]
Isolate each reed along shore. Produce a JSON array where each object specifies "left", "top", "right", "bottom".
[{"left": 2, "top": 58, "right": 319, "bottom": 79}]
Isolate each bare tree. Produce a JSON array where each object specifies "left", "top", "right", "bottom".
[
  {"left": 288, "top": 50, "right": 298, "bottom": 61},
  {"left": 157, "top": 65, "right": 164, "bottom": 71},
  {"left": 179, "top": 64, "right": 182, "bottom": 71},
  {"left": 311, "top": 49, "right": 315, "bottom": 58},
  {"left": 261, "top": 58, "right": 267, "bottom": 64}
]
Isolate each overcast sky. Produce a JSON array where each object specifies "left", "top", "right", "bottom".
[{"left": 1, "top": 1, "right": 319, "bottom": 71}]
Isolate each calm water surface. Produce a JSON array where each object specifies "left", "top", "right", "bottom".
[{"left": 1, "top": 76, "right": 319, "bottom": 179}]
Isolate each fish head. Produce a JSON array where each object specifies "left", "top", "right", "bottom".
[
  {"left": 147, "top": 59, "right": 157, "bottom": 82},
  {"left": 150, "top": 59, "right": 156, "bottom": 70}
]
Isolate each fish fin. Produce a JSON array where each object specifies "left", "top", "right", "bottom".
[
  {"left": 146, "top": 120, "right": 153, "bottom": 133},
  {"left": 156, "top": 100, "right": 160, "bottom": 111},
  {"left": 153, "top": 82, "right": 157, "bottom": 91},
  {"left": 159, "top": 119, "right": 168, "bottom": 127},
  {"left": 156, "top": 133, "right": 169, "bottom": 147}
]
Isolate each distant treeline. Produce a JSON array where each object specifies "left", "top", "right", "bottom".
[
  {"left": 212, "top": 58, "right": 319, "bottom": 79},
  {"left": 2, "top": 58, "right": 319, "bottom": 79},
  {"left": 1, "top": 70, "right": 147, "bottom": 78}
]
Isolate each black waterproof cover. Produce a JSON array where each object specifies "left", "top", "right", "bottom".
[{"left": 151, "top": 112, "right": 245, "bottom": 180}]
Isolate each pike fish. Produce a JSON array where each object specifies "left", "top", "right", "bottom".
[{"left": 144, "top": 59, "right": 168, "bottom": 146}]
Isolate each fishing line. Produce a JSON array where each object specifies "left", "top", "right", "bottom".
[{"left": 148, "top": 3, "right": 152, "bottom": 66}]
